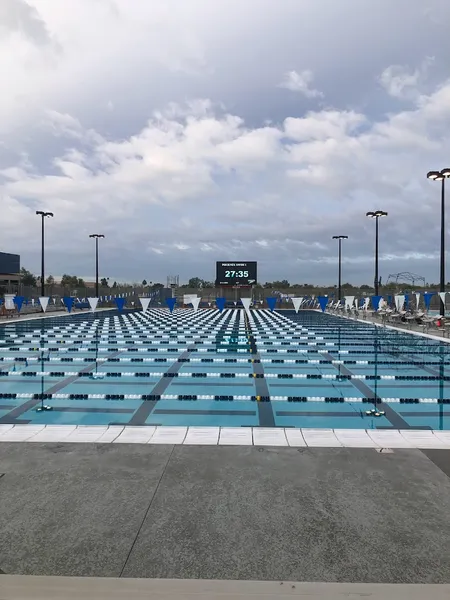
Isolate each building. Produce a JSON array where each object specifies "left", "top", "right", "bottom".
[
  {"left": 0, "top": 252, "right": 20, "bottom": 291},
  {"left": 53, "top": 279, "right": 96, "bottom": 288}
]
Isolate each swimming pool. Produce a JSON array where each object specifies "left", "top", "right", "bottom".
[{"left": 0, "top": 308, "right": 449, "bottom": 430}]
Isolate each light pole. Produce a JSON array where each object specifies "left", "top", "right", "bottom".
[
  {"left": 89, "top": 234, "right": 105, "bottom": 298},
  {"left": 427, "top": 168, "right": 450, "bottom": 316},
  {"left": 36, "top": 211, "right": 53, "bottom": 298},
  {"left": 332, "top": 235, "right": 348, "bottom": 301},
  {"left": 366, "top": 211, "right": 388, "bottom": 296}
]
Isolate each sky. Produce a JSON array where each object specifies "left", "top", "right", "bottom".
[{"left": 1, "top": 0, "right": 450, "bottom": 286}]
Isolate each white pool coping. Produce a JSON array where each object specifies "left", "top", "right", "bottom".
[{"left": 0, "top": 425, "right": 449, "bottom": 448}]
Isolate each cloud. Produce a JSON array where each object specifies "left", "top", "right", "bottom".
[
  {"left": 278, "top": 70, "right": 324, "bottom": 99},
  {"left": 1, "top": 1, "right": 450, "bottom": 285},
  {"left": 378, "top": 57, "right": 435, "bottom": 100},
  {"left": 0, "top": 0, "right": 53, "bottom": 47},
  {"left": 2, "top": 76, "right": 450, "bottom": 284}
]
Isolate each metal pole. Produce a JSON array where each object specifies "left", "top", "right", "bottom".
[
  {"left": 41, "top": 215, "right": 45, "bottom": 298},
  {"left": 338, "top": 238, "right": 342, "bottom": 301},
  {"left": 95, "top": 237, "right": 99, "bottom": 298},
  {"left": 440, "top": 177, "right": 446, "bottom": 316},
  {"left": 374, "top": 216, "right": 379, "bottom": 296}
]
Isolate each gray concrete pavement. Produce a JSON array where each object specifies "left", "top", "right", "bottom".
[{"left": 1, "top": 443, "right": 450, "bottom": 583}]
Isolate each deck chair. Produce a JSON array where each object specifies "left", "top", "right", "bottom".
[{"left": 1, "top": 296, "right": 18, "bottom": 318}]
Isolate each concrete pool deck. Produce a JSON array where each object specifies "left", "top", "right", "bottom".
[
  {"left": 2, "top": 576, "right": 450, "bottom": 599},
  {"left": 1, "top": 443, "right": 450, "bottom": 583}
]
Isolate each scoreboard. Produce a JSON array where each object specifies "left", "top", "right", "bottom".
[{"left": 215, "top": 261, "right": 257, "bottom": 287}]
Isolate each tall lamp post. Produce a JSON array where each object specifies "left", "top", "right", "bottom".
[
  {"left": 332, "top": 235, "right": 348, "bottom": 301},
  {"left": 89, "top": 234, "right": 105, "bottom": 297},
  {"left": 427, "top": 168, "right": 450, "bottom": 316},
  {"left": 36, "top": 211, "right": 54, "bottom": 298},
  {"left": 366, "top": 211, "right": 388, "bottom": 296}
]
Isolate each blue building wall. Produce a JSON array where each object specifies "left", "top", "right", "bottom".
[{"left": 0, "top": 252, "right": 20, "bottom": 275}]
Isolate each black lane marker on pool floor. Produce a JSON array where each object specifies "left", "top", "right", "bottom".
[
  {"left": 319, "top": 351, "right": 410, "bottom": 430},
  {"left": 128, "top": 348, "right": 196, "bottom": 425},
  {"left": 153, "top": 409, "right": 255, "bottom": 416},
  {"left": 126, "top": 307, "right": 236, "bottom": 424},
  {"left": 0, "top": 351, "right": 122, "bottom": 425},
  {"left": 247, "top": 313, "right": 275, "bottom": 427},
  {"left": 276, "top": 411, "right": 362, "bottom": 418},
  {"left": 50, "top": 407, "right": 135, "bottom": 414},
  {"left": 401, "top": 411, "right": 450, "bottom": 417}
]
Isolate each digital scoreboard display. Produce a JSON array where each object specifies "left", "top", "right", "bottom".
[{"left": 215, "top": 261, "right": 257, "bottom": 286}]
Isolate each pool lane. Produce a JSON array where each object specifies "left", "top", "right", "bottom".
[{"left": 2, "top": 308, "right": 450, "bottom": 429}]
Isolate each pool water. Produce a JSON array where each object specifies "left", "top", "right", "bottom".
[{"left": 0, "top": 308, "right": 450, "bottom": 430}]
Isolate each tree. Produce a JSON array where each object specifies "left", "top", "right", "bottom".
[
  {"left": 61, "top": 274, "right": 73, "bottom": 287},
  {"left": 152, "top": 282, "right": 164, "bottom": 290},
  {"left": 112, "top": 281, "right": 117, "bottom": 288},
  {"left": 20, "top": 268, "right": 37, "bottom": 287},
  {"left": 46, "top": 275, "right": 55, "bottom": 285},
  {"left": 61, "top": 274, "right": 85, "bottom": 288},
  {"left": 188, "top": 277, "right": 203, "bottom": 288},
  {"left": 100, "top": 278, "right": 109, "bottom": 287},
  {"left": 142, "top": 279, "right": 148, "bottom": 286}
]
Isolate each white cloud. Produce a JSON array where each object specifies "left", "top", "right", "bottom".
[
  {"left": 2, "top": 82, "right": 450, "bottom": 282},
  {"left": 1, "top": 1, "right": 450, "bottom": 284},
  {"left": 2, "top": 79, "right": 450, "bottom": 282},
  {"left": 378, "top": 57, "right": 434, "bottom": 100},
  {"left": 0, "top": 0, "right": 54, "bottom": 47},
  {"left": 278, "top": 70, "right": 324, "bottom": 99}
]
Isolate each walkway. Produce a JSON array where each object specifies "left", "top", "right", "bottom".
[
  {"left": 1, "top": 443, "right": 450, "bottom": 582},
  {"left": 1, "top": 576, "right": 450, "bottom": 599}
]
